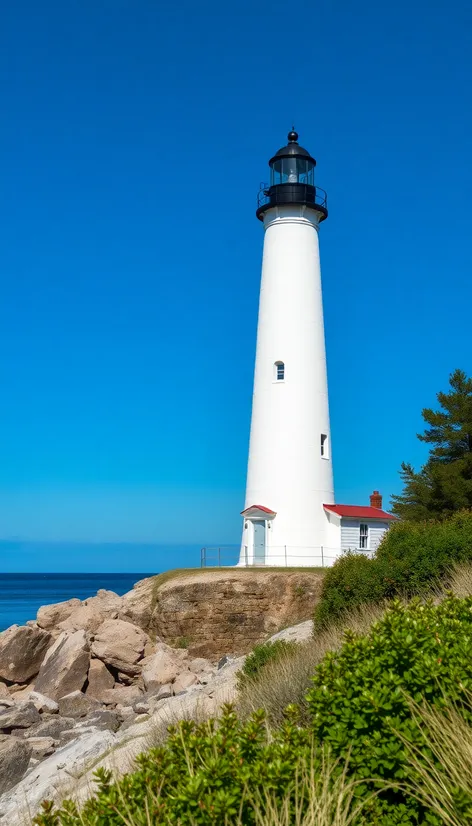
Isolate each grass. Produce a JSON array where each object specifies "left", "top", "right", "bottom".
[
  {"left": 400, "top": 698, "right": 472, "bottom": 826},
  {"left": 237, "top": 601, "right": 386, "bottom": 725}
]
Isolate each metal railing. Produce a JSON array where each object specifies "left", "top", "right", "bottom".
[{"left": 200, "top": 545, "right": 341, "bottom": 568}]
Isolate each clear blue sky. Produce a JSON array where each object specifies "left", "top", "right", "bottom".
[{"left": 1, "top": 0, "right": 471, "bottom": 570}]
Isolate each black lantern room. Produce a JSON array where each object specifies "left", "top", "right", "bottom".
[{"left": 256, "top": 131, "right": 328, "bottom": 221}]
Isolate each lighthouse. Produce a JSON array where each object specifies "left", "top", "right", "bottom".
[{"left": 239, "top": 130, "right": 335, "bottom": 567}]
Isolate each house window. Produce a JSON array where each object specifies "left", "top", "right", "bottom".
[
  {"left": 275, "top": 362, "right": 285, "bottom": 381},
  {"left": 321, "top": 434, "right": 328, "bottom": 457},
  {"left": 359, "top": 523, "right": 369, "bottom": 549}
]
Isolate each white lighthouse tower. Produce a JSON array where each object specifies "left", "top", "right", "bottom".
[{"left": 240, "top": 130, "right": 335, "bottom": 567}]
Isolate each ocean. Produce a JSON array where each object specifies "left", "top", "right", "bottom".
[{"left": 0, "top": 573, "right": 152, "bottom": 632}]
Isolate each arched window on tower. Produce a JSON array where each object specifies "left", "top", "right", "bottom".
[{"left": 274, "top": 361, "right": 285, "bottom": 381}]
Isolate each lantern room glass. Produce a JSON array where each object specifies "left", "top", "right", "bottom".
[{"left": 270, "top": 157, "right": 315, "bottom": 186}]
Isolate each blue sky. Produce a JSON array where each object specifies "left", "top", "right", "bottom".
[{"left": 1, "top": 0, "right": 471, "bottom": 571}]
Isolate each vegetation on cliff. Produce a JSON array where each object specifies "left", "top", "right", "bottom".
[
  {"left": 314, "top": 509, "right": 472, "bottom": 627},
  {"left": 33, "top": 587, "right": 472, "bottom": 826}
]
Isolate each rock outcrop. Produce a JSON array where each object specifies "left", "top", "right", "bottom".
[{"left": 0, "top": 566, "right": 322, "bottom": 821}]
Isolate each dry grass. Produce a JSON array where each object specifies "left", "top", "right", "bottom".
[
  {"left": 400, "top": 699, "right": 472, "bottom": 826},
  {"left": 237, "top": 601, "right": 387, "bottom": 725},
  {"left": 248, "top": 753, "right": 376, "bottom": 826},
  {"left": 447, "top": 563, "right": 472, "bottom": 599}
]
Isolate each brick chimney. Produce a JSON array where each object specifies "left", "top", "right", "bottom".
[{"left": 370, "top": 490, "right": 382, "bottom": 509}]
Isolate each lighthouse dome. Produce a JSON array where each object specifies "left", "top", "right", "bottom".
[{"left": 270, "top": 130, "right": 316, "bottom": 166}]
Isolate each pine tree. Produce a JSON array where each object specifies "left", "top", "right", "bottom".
[{"left": 391, "top": 370, "right": 472, "bottom": 520}]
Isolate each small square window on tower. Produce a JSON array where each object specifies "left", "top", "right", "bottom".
[{"left": 321, "top": 434, "right": 328, "bottom": 457}]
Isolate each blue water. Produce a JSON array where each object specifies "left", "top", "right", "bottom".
[{"left": 0, "top": 573, "right": 152, "bottom": 632}]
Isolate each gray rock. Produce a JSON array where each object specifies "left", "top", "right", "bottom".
[
  {"left": 29, "top": 691, "right": 59, "bottom": 714},
  {"left": 35, "top": 630, "right": 90, "bottom": 701},
  {"left": 58, "top": 690, "right": 100, "bottom": 719},
  {"left": 133, "top": 700, "right": 150, "bottom": 715},
  {"left": 154, "top": 683, "right": 173, "bottom": 700},
  {"left": 84, "top": 709, "right": 121, "bottom": 733},
  {"left": 25, "top": 736, "right": 55, "bottom": 759},
  {"left": 98, "top": 685, "right": 143, "bottom": 707},
  {"left": 0, "top": 728, "right": 117, "bottom": 820},
  {"left": 0, "top": 625, "right": 52, "bottom": 683},
  {"left": 0, "top": 702, "right": 40, "bottom": 732},
  {"left": 85, "top": 659, "right": 115, "bottom": 699},
  {"left": 217, "top": 655, "right": 235, "bottom": 670},
  {"left": 0, "top": 734, "right": 32, "bottom": 795},
  {"left": 18, "top": 715, "right": 76, "bottom": 741}
]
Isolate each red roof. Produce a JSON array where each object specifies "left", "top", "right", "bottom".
[
  {"left": 241, "top": 504, "right": 277, "bottom": 516},
  {"left": 323, "top": 504, "right": 397, "bottom": 520}
]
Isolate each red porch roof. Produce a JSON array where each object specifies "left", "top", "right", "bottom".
[
  {"left": 324, "top": 504, "right": 396, "bottom": 520},
  {"left": 241, "top": 504, "right": 277, "bottom": 516}
]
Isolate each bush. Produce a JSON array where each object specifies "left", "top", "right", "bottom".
[
  {"left": 237, "top": 640, "right": 298, "bottom": 688},
  {"left": 376, "top": 510, "right": 472, "bottom": 595},
  {"left": 33, "top": 595, "right": 472, "bottom": 826},
  {"left": 34, "top": 706, "right": 314, "bottom": 826},
  {"left": 307, "top": 594, "right": 472, "bottom": 824},
  {"left": 314, "top": 510, "right": 472, "bottom": 626},
  {"left": 314, "top": 553, "right": 386, "bottom": 628}
]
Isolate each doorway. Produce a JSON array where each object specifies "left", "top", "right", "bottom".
[{"left": 253, "top": 521, "right": 266, "bottom": 564}]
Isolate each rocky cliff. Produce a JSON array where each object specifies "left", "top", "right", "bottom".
[
  {"left": 148, "top": 569, "right": 324, "bottom": 658},
  {"left": 0, "top": 568, "right": 323, "bottom": 811}
]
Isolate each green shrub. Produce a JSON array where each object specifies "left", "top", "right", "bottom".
[
  {"left": 307, "top": 594, "right": 472, "bottom": 824},
  {"left": 34, "top": 706, "right": 313, "bottom": 826},
  {"left": 237, "top": 639, "right": 298, "bottom": 688},
  {"left": 314, "top": 510, "right": 472, "bottom": 626},
  {"left": 376, "top": 510, "right": 472, "bottom": 595},
  {"left": 314, "top": 552, "right": 386, "bottom": 628}
]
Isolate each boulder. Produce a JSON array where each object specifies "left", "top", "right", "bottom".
[
  {"left": 119, "top": 577, "right": 156, "bottom": 629},
  {"left": 141, "top": 643, "right": 185, "bottom": 692},
  {"left": 91, "top": 619, "right": 148, "bottom": 674},
  {"left": 0, "top": 735, "right": 32, "bottom": 795},
  {"left": 0, "top": 702, "right": 40, "bottom": 732},
  {"left": 36, "top": 598, "right": 81, "bottom": 631},
  {"left": 19, "top": 715, "right": 76, "bottom": 740},
  {"left": 35, "top": 630, "right": 90, "bottom": 701},
  {"left": 58, "top": 691, "right": 100, "bottom": 719},
  {"left": 85, "top": 659, "right": 115, "bottom": 699},
  {"left": 29, "top": 691, "right": 59, "bottom": 714},
  {"left": 133, "top": 700, "right": 150, "bottom": 715},
  {"left": 0, "top": 625, "right": 52, "bottom": 683},
  {"left": 26, "top": 736, "right": 55, "bottom": 759},
  {"left": 173, "top": 671, "right": 198, "bottom": 694},
  {"left": 57, "top": 590, "right": 123, "bottom": 635},
  {"left": 84, "top": 709, "right": 121, "bottom": 732},
  {"left": 98, "top": 686, "right": 143, "bottom": 707}
]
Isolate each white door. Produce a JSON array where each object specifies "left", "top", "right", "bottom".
[{"left": 253, "top": 521, "right": 266, "bottom": 564}]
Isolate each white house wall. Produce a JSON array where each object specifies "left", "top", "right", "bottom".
[{"left": 340, "top": 520, "right": 390, "bottom": 553}]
